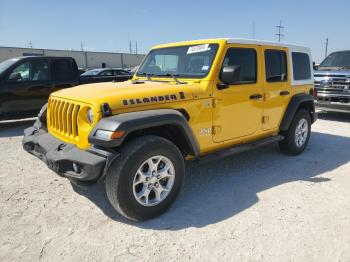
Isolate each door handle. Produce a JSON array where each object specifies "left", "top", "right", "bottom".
[
  {"left": 280, "top": 90, "right": 290, "bottom": 96},
  {"left": 250, "top": 94, "right": 263, "bottom": 100}
]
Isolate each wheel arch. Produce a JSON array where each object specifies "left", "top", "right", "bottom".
[
  {"left": 280, "top": 93, "right": 316, "bottom": 132},
  {"left": 88, "top": 109, "right": 200, "bottom": 159}
]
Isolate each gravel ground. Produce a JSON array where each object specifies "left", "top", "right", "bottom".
[{"left": 0, "top": 112, "right": 349, "bottom": 262}]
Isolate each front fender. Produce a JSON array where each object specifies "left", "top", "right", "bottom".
[{"left": 88, "top": 109, "right": 200, "bottom": 157}]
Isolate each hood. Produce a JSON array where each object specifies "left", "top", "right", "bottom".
[
  {"left": 51, "top": 80, "right": 208, "bottom": 111},
  {"left": 314, "top": 69, "right": 350, "bottom": 77}
]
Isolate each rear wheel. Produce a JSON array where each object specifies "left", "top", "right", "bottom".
[
  {"left": 105, "top": 135, "right": 185, "bottom": 221},
  {"left": 279, "top": 109, "right": 311, "bottom": 155}
]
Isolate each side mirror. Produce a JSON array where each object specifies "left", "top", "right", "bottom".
[
  {"left": 313, "top": 62, "right": 319, "bottom": 71},
  {"left": 218, "top": 65, "right": 241, "bottom": 89},
  {"left": 8, "top": 72, "right": 22, "bottom": 81}
]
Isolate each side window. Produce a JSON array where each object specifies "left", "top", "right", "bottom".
[
  {"left": 222, "top": 48, "right": 257, "bottom": 84},
  {"left": 265, "top": 50, "right": 287, "bottom": 82},
  {"left": 8, "top": 60, "right": 49, "bottom": 82},
  {"left": 292, "top": 52, "right": 311, "bottom": 80},
  {"left": 52, "top": 59, "right": 74, "bottom": 81},
  {"left": 99, "top": 70, "right": 114, "bottom": 76},
  {"left": 115, "top": 70, "right": 129, "bottom": 75}
]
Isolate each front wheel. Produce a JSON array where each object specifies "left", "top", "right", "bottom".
[
  {"left": 279, "top": 109, "right": 311, "bottom": 156},
  {"left": 105, "top": 135, "right": 185, "bottom": 221}
]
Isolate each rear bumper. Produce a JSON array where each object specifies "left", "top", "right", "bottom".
[{"left": 22, "top": 121, "right": 116, "bottom": 182}]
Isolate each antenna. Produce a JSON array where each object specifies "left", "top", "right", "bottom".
[
  {"left": 80, "top": 41, "right": 84, "bottom": 51},
  {"left": 135, "top": 41, "right": 138, "bottom": 54},
  {"left": 325, "top": 38, "right": 329, "bottom": 58},
  {"left": 129, "top": 40, "right": 132, "bottom": 54},
  {"left": 252, "top": 21, "right": 256, "bottom": 39},
  {"left": 28, "top": 40, "right": 33, "bottom": 48},
  {"left": 276, "top": 20, "right": 285, "bottom": 42}
]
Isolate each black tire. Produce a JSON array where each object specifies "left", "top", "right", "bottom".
[
  {"left": 279, "top": 109, "right": 311, "bottom": 156},
  {"left": 106, "top": 135, "right": 185, "bottom": 221}
]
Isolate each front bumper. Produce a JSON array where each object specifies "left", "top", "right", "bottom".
[
  {"left": 315, "top": 99, "right": 350, "bottom": 113},
  {"left": 22, "top": 121, "right": 116, "bottom": 182}
]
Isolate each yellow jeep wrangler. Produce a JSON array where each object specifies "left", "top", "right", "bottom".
[{"left": 23, "top": 38, "right": 317, "bottom": 221}]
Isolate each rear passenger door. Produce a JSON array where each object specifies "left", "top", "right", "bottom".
[
  {"left": 51, "top": 59, "right": 79, "bottom": 90},
  {"left": 262, "top": 47, "right": 291, "bottom": 131}
]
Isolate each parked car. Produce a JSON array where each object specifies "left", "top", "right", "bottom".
[
  {"left": 314, "top": 50, "right": 350, "bottom": 112},
  {"left": 23, "top": 38, "right": 316, "bottom": 221},
  {"left": 0, "top": 56, "right": 80, "bottom": 120},
  {"left": 80, "top": 68, "right": 132, "bottom": 84},
  {"left": 0, "top": 57, "right": 131, "bottom": 120}
]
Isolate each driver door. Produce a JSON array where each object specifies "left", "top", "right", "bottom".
[
  {"left": 213, "top": 45, "right": 263, "bottom": 142},
  {"left": 3, "top": 59, "right": 51, "bottom": 115}
]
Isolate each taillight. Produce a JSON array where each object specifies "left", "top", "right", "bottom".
[{"left": 312, "top": 88, "right": 317, "bottom": 97}]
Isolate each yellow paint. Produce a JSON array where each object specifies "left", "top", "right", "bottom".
[{"left": 47, "top": 39, "right": 313, "bottom": 155}]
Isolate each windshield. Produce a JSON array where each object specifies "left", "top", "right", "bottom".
[
  {"left": 319, "top": 51, "right": 350, "bottom": 69},
  {"left": 137, "top": 44, "right": 219, "bottom": 78},
  {"left": 81, "top": 69, "right": 101, "bottom": 76},
  {"left": 0, "top": 58, "right": 20, "bottom": 75}
]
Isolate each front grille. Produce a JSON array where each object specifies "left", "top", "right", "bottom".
[
  {"left": 48, "top": 97, "right": 80, "bottom": 138},
  {"left": 314, "top": 77, "right": 350, "bottom": 93}
]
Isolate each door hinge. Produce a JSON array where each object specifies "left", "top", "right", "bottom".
[
  {"left": 213, "top": 98, "right": 219, "bottom": 108},
  {"left": 262, "top": 116, "right": 269, "bottom": 124},
  {"left": 212, "top": 125, "right": 222, "bottom": 135}
]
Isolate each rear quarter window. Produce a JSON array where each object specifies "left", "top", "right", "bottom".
[{"left": 292, "top": 52, "right": 311, "bottom": 80}]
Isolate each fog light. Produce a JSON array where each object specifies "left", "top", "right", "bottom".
[
  {"left": 73, "top": 162, "right": 80, "bottom": 173},
  {"left": 87, "top": 108, "right": 94, "bottom": 124}
]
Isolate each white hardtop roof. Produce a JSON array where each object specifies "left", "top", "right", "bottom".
[{"left": 226, "top": 38, "right": 310, "bottom": 52}]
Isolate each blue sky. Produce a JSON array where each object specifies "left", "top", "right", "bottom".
[{"left": 0, "top": 0, "right": 349, "bottom": 62}]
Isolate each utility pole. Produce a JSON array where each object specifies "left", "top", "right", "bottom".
[
  {"left": 80, "top": 41, "right": 84, "bottom": 51},
  {"left": 276, "top": 20, "right": 285, "bottom": 42},
  {"left": 135, "top": 41, "right": 138, "bottom": 54},
  {"left": 28, "top": 40, "right": 33, "bottom": 48},
  {"left": 252, "top": 21, "right": 256, "bottom": 39},
  {"left": 129, "top": 40, "right": 132, "bottom": 54},
  {"left": 325, "top": 38, "right": 329, "bottom": 58}
]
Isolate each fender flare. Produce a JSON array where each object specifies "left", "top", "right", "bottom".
[
  {"left": 88, "top": 109, "right": 200, "bottom": 158},
  {"left": 279, "top": 93, "right": 316, "bottom": 131}
]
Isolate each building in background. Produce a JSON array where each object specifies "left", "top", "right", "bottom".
[{"left": 0, "top": 46, "right": 145, "bottom": 69}]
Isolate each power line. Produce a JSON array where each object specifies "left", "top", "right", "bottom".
[{"left": 276, "top": 20, "right": 285, "bottom": 42}]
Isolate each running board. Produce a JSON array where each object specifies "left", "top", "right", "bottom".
[{"left": 199, "top": 135, "right": 284, "bottom": 163}]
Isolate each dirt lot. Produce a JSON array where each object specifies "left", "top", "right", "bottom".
[{"left": 0, "top": 112, "right": 349, "bottom": 262}]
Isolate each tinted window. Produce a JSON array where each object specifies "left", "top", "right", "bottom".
[
  {"left": 52, "top": 59, "right": 74, "bottom": 81},
  {"left": 115, "top": 70, "right": 130, "bottom": 75},
  {"left": 99, "top": 70, "right": 114, "bottom": 76},
  {"left": 265, "top": 50, "right": 287, "bottom": 82},
  {"left": 222, "top": 48, "right": 257, "bottom": 84},
  {"left": 8, "top": 60, "right": 49, "bottom": 82},
  {"left": 292, "top": 52, "right": 311, "bottom": 80}
]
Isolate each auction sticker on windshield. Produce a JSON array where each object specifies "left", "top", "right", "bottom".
[{"left": 187, "top": 44, "right": 211, "bottom": 54}]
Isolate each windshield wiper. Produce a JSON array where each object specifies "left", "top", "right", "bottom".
[{"left": 156, "top": 73, "right": 186, "bottom": 84}]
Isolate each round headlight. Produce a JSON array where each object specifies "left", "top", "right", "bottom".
[{"left": 87, "top": 108, "right": 94, "bottom": 124}]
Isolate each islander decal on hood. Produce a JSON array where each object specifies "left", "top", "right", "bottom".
[{"left": 122, "top": 92, "right": 186, "bottom": 106}]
